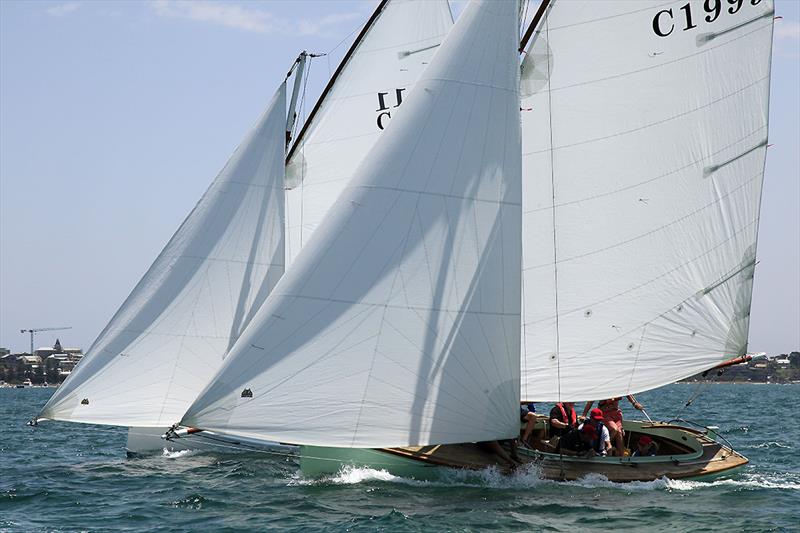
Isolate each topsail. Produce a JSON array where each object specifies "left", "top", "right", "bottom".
[
  {"left": 520, "top": 0, "right": 774, "bottom": 401},
  {"left": 285, "top": 0, "right": 453, "bottom": 266}
]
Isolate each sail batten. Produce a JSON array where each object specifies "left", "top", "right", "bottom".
[
  {"left": 521, "top": 0, "right": 774, "bottom": 401},
  {"left": 183, "top": 0, "right": 522, "bottom": 449},
  {"left": 39, "top": 84, "right": 288, "bottom": 427}
]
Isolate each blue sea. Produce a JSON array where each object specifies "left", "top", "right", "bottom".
[{"left": 2, "top": 384, "right": 799, "bottom": 532}]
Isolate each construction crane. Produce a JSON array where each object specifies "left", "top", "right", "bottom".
[{"left": 20, "top": 327, "right": 72, "bottom": 356}]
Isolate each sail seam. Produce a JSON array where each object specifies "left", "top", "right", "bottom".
[
  {"left": 156, "top": 255, "right": 284, "bottom": 267},
  {"left": 543, "top": 0, "right": 675, "bottom": 31},
  {"left": 547, "top": 21, "right": 771, "bottom": 93},
  {"left": 523, "top": 127, "right": 767, "bottom": 213},
  {"left": 569, "top": 260, "right": 762, "bottom": 361},
  {"left": 280, "top": 294, "right": 518, "bottom": 317},
  {"left": 522, "top": 217, "right": 758, "bottom": 328},
  {"left": 424, "top": 76, "right": 517, "bottom": 94},
  {"left": 524, "top": 170, "right": 762, "bottom": 270},
  {"left": 527, "top": 75, "right": 769, "bottom": 153},
  {"left": 351, "top": 185, "right": 521, "bottom": 206}
]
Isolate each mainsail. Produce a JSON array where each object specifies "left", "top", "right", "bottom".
[
  {"left": 284, "top": 0, "right": 453, "bottom": 266},
  {"left": 182, "top": 0, "right": 522, "bottom": 448},
  {"left": 40, "top": 84, "right": 288, "bottom": 427},
  {"left": 520, "top": 0, "right": 774, "bottom": 401}
]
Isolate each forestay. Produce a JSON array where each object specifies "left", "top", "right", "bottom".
[
  {"left": 183, "top": 0, "right": 522, "bottom": 448},
  {"left": 520, "top": 0, "right": 774, "bottom": 401},
  {"left": 40, "top": 84, "right": 287, "bottom": 427},
  {"left": 284, "top": 0, "right": 453, "bottom": 266}
]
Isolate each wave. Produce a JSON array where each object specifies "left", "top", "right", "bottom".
[
  {"left": 665, "top": 474, "right": 800, "bottom": 492},
  {"left": 289, "top": 465, "right": 800, "bottom": 492},
  {"left": 290, "top": 463, "right": 551, "bottom": 489},
  {"left": 744, "top": 441, "right": 791, "bottom": 449}
]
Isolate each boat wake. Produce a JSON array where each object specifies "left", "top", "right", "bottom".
[
  {"left": 665, "top": 473, "right": 800, "bottom": 492},
  {"left": 563, "top": 472, "right": 800, "bottom": 492},
  {"left": 289, "top": 466, "right": 800, "bottom": 492},
  {"left": 289, "top": 463, "right": 547, "bottom": 489}
]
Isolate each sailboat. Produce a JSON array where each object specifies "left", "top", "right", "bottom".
[{"left": 35, "top": 0, "right": 773, "bottom": 482}]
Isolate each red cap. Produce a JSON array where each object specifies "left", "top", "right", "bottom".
[
  {"left": 590, "top": 408, "right": 604, "bottom": 421},
  {"left": 639, "top": 436, "right": 653, "bottom": 445}
]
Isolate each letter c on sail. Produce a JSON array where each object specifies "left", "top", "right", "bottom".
[
  {"left": 653, "top": 9, "right": 674, "bottom": 37},
  {"left": 377, "top": 111, "right": 391, "bottom": 130}
]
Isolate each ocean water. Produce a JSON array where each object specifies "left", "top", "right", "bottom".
[{"left": 1, "top": 384, "right": 798, "bottom": 532}]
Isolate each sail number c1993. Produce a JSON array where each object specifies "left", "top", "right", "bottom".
[{"left": 652, "top": 0, "right": 762, "bottom": 37}]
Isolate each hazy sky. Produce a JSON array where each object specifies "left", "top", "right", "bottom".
[{"left": 1, "top": 0, "right": 798, "bottom": 356}]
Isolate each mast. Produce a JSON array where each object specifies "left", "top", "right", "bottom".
[
  {"left": 285, "top": 52, "right": 308, "bottom": 149},
  {"left": 518, "top": 0, "right": 551, "bottom": 53},
  {"left": 285, "top": 0, "right": 389, "bottom": 164}
]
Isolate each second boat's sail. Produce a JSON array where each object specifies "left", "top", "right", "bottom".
[
  {"left": 40, "top": 84, "right": 288, "bottom": 427},
  {"left": 182, "top": 0, "right": 522, "bottom": 449}
]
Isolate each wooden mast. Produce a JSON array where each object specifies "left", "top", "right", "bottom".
[{"left": 285, "top": 0, "right": 390, "bottom": 165}]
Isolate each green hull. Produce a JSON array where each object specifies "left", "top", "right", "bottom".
[
  {"left": 299, "top": 421, "right": 749, "bottom": 482},
  {"left": 300, "top": 446, "right": 445, "bottom": 480}
]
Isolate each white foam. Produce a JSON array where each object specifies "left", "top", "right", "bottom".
[
  {"left": 665, "top": 474, "right": 800, "bottom": 492},
  {"left": 289, "top": 465, "right": 412, "bottom": 487},
  {"left": 561, "top": 473, "right": 672, "bottom": 491},
  {"left": 289, "top": 462, "right": 547, "bottom": 489},
  {"left": 745, "top": 441, "right": 791, "bottom": 449},
  {"left": 287, "top": 463, "right": 800, "bottom": 492},
  {"left": 161, "top": 448, "right": 199, "bottom": 459}
]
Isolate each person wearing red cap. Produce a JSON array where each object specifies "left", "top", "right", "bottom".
[
  {"left": 581, "top": 408, "right": 612, "bottom": 456},
  {"left": 582, "top": 395, "right": 644, "bottom": 456},
  {"left": 632, "top": 435, "right": 659, "bottom": 457},
  {"left": 556, "top": 423, "right": 597, "bottom": 456}
]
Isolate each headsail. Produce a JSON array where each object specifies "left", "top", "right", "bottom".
[
  {"left": 520, "top": 0, "right": 774, "bottom": 401},
  {"left": 40, "top": 84, "right": 288, "bottom": 427},
  {"left": 284, "top": 0, "right": 453, "bottom": 266},
  {"left": 183, "top": 0, "right": 522, "bottom": 448}
]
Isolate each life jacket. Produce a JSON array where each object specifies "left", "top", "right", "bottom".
[
  {"left": 592, "top": 421, "right": 606, "bottom": 453},
  {"left": 556, "top": 403, "right": 577, "bottom": 427}
]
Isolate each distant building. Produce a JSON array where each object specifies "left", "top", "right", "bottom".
[
  {"left": 0, "top": 339, "right": 84, "bottom": 384},
  {"left": 35, "top": 338, "right": 82, "bottom": 360}
]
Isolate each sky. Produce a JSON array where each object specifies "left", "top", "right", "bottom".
[{"left": 1, "top": 0, "right": 798, "bottom": 357}]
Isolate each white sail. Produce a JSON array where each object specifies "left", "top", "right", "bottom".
[
  {"left": 183, "top": 0, "right": 522, "bottom": 448},
  {"left": 40, "top": 84, "right": 288, "bottom": 426},
  {"left": 284, "top": 0, "right": 453, "bottom": 266},
  {"left": 520, "top": 0, "right": 774, "bottom": 401}
]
